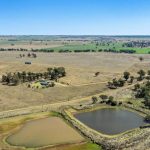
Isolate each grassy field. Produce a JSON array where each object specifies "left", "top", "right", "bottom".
[
  {"left": 48, "top": 143, "right": 101, "bottom": 150},
  {"left": 1, "top": 36, "right": 150, "bottom": 53},
  {"left": 51, "top": 42, "right": 150, "bottom": 54}
]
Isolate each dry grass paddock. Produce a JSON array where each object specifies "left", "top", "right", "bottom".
[{"left": 0, "top": 51, "right": 150, "bottom": 112}]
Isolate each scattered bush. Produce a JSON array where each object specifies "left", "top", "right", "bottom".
[
  {"left": 92, "top": 96, "right": 98, "bottom": 104},
  {"left": 144, "top": 115, "right": 150, "bottom": 123},
  {"left": 99, "top": 95, "right": 108, "bottom": 100}
]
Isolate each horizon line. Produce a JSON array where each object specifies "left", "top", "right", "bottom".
[{"left": 1, "top": 35, "right": 150, "bottom": 36}]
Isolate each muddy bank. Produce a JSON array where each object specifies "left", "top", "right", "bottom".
[{"left": 6, "top": 117, "right": 84, "bottom": 148}]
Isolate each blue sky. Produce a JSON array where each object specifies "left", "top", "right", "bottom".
[{"left": 0, "top": 0, "right": 150, "bottom": 35}]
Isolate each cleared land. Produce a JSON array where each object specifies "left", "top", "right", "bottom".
[
  {"left": 1, "top": 35, "right": 150, "bottom": 53},
  {"left": 52, "top": 43, "right": 150, "bottom": 54},
  {"left": 0, "top": 51, "right": 150, "bottom": 111},
  {"left": 1, "top": 41, "right": 150, "bottom": 53},
  {"left": 0, "top": 39, "right": 150, "bottom": 150}
]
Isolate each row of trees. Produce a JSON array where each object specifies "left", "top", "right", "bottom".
[
  {"left": 102, "top": 49, "right": 136, "bottom": 54},
  {"left": 123, "top": 41, "right": 150, "bottom": 48},
  {"left": 1, "top": 67, "right": 66, "bottom": 86},
  {"left": 0, "top": 48, "right": 147, "bottom": 54},
  {"left": 19, "top": 53, "right": 37, "bottom": 58},
  {"left": 31, "top": 48, "right": 133, "bottom": 53},
  {"left": 91, "top": 95, "right": 120, "bottom": 106},
  {"left": 0, "top": 48, "right": 28, "bottom": 51}
]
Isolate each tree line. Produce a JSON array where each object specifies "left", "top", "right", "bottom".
[
  {"left": 1, "top": 67, "right": 66, "bottom": 86},
  {"left": 91, "top": 95, "right": 121, "bottom": 106},
  {"left": 0, "top": 48, "right": 137, "bottom": 54},
  {"left": 123, "top": 41, "right": 150, "bottom": 48},
  {"left": 0, "top": 48, "right": 28, "bottom": 51}
]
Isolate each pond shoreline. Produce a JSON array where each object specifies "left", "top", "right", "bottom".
[
  {"left": 60, "top": 104, "right": 150, "bottom": 150},
  {"left": 0, "top": 102, "right": 149, "bottom": 150},
  {"left": 2, "top": 112, "right": 86, "bottom": 150}
]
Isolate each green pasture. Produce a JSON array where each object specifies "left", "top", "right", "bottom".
[{"left": 50, "top": 42, "right": 150, "bottom": 54}]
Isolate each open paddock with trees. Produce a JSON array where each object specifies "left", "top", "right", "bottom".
[
  {"left": 0, "top": 51, "right": 150, "bottom": 112},
  {"left": 0, "top": 36, "right": 150, "bottom": 150}
]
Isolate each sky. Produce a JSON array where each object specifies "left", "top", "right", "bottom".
[{"left": 0, "top": 0, "right": 150, "bottom": 35}]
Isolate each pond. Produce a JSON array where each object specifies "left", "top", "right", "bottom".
[
  {"left": 75, "top": 108, "right": 146, "bottom": 135},
  {"left": 6, "top": 117, "right": 84, "bottom": 148}
]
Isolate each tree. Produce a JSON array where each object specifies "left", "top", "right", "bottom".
[
  {"left": 139, "top": 56, "right": 144, "bottom": 62},
  {"left": 118, "top": 78, "right": 125, "bottom": 87},
  {"left": 134, "top": 83, "right": 140, "bottom": 90},
  {"left": 123, "top": 72, "right": 130, "bottom": 81},
  {"left": 32, "top": 53, "right": 37, "bottom": 58},
  {"left": 135, "top": 88, "right": 143, "bottom": 98},
  {"left": 56, "top": 67, "right": 66, "bottom": 77},
  {"left": 47, "top": 68, "right": 53, "bottom": 73},
  {"left": 99, "top": 95, "right": 108, "bottom": 100},
  {"left": 92, "top": 96, "right": 98, "bottom": 104},
  {"left": 112, "top": 78, "right": 119, "bottom": 87},
  {"left": 137, "top": 69, "right": 145, "bottom": 77},
  {"left": 148, "top": 70, "right": 150, "bottom": 76},
  {"left": 1, "top": 75, "right": 7, "bottom": 82},
  {"left": 27, "top": 53, "right": 31, "bottom": 57},
  {"left": 108, "top": 96, "right": 114, "bottom": 101},
  {"left": 12, "top": 74, "right": 19, "bottom": 85},
  {"left": 22, "top": 71, "right": 27, "bottom": 82},
  {"left": 95, "top": 72, "right": 100, "bottom": 77},
  {"left": 129, "top": 76, "right": 134, "bottom": 84},
  {"left": 144, "top": 115, "right": 150, "bottom": 122},
  {"left": 137, "top": 70, "right": 145, "bottom": 80},
  {"left": 111, "top": 101, "right": 117, "bottom": 106},
  {"left": 144, "top": 98, "right": 150, "bottom": 109},
  {"left": 6, "top": 72, "right": 12, "bottom": 84},
  {"left": 107, "top": 81, "right": 116, "bottom": 89}
]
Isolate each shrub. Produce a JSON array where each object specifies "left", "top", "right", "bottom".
[
  {"left": 118, "top": 102, "right": 122, "bottom": 105},
  {"left": 92, "top": 96, "right": 98, "bottom": 104},
  {"left": 111, "top": 101, "right": 117, "bottom": 106},
  {"left": 134, "top": 83, "right": 140, "bottom": 91},
  {"left": 99, "top": 95, "right": 108, "bottom": 100},
  {"left": 144, "top": 115, "right": 150, "bottom": 123},
  {"left": 127, "top": 101, "right": 133, "bottom": 105},
  {"left": 123, "top": 71, "right": 130, "bottom": 81}
]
